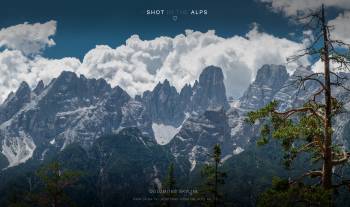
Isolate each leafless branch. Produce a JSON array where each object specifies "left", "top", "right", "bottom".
[{"left": 332, "top": 151, "right": 350, "bottom": 166}]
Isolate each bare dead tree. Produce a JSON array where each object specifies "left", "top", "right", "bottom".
[{"left": 248, "top": 3, "right": 350, "bottom": 194}]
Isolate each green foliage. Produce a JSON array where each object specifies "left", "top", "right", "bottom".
[
  {"left": 164, "top": 163, "right": 176, "bottom": 191},
  {"left": 258, "top": 177, "right": 332, "bottom": 207},
  {"left": 246, "top": 100, "right": 279, "bottom": 124},
  {"left": 197, "top": 144, "right": 227, "bottom": 207},
  {"left": 6, "top": 184, "right": 33, "bottom": 207},
  {"left": 35, "top": 161, "right": 81, "bottom": 207},
  {"left": 213, "top": 145, "right": 221, "bottom": 164},
  {"left": 247, "top": 99, "right": 328, "bottom": 169},
  {"left": 161, "top": 163, "right": 177, "bottom": 207}
]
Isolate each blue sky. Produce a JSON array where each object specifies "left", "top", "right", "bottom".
[{"left": 0, "top": 0, "right": 300, "bottom": 59}]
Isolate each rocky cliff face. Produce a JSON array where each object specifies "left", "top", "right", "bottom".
[
  {"left": 1, "top": 63, "right": 349, "bottom": 173},
  {"left": 0, "top": 81, "right": 32, "bottom": 124},
  {"left": 168, "top": 64, "right": 293, "bottom": 171},
  {"left": 0, "top": 72, "right": 153, "bottom": 167},
  {"left": 142, "top": 79, "right": 185, "bottom": 126},
  {"left": 238, "top": 64, "right": 350, "bottom": 150},
  {"left": 141, "top": 65, "right": 230, "bottom": 127},
  {"left": 239, "top": 64, "right": 289, "bottom": 110},
  {"left": 191, "top": 65, "right": 229, "bottom": 112},
  {"left": 169, "top": 107, "right": 233, "bottom": 171},
  {"left": 0, "top": 65, "right": 231, "bottom": 168}
]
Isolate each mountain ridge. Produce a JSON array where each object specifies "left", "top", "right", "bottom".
[
  {"left": 1, "top": 63, "right": 350, "bottom": 173},
  {"left": 0, "top": 65, "right": 231, "bottom": 168}
]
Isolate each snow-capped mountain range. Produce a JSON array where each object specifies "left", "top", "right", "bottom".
[{"left": 1, "top": 64, "right": 350, "bottom": 171}]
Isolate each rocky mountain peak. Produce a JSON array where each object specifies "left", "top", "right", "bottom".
[
  {"left": 191, "top": 65, "right": 229, "bottom": 112},
  {"left": 273, "top": 66, "right": 321, "bottom": 110},
  {"left": 169, "top": 106, "right": 233, "bottom": 171},
  {"left": 179, "top": 83, "right": 193, "bottom": 107},
  {"left": 162, "top": 79, "right": 170, "bottom": 87},
  {"left": 1, "top": 66, "right": 235, "bottom": 169},
  {"left": 17, "top": 81, "right": 31, "bottom": 99},
  {"left": 142, "top": 66, "right": 230, "bottom": 126},
  {"left": 142, "top": 79, "right": 183, "bottom": 126},
  {"left": 239, "top": 64, "right": 289, "bottom": 110},
  {"left": 0, "top": 81, "right": 32, "bottom": 124},
  {"left": 50, "top": 70, "right": 110, "bottom": 98},
  {"left": 254, "top": 64, "right": 289, "bottom": 88},
  {"left": 56, "top": 71, "right": 77, "bottom": 82},
  {"left": 154, "top": 79, "right": 171, "bottom": 89},
  {"left": 105, "top": 86, "right": 131, "bottom": 110},
  {"left": 199, "top": 65, "right": 225, "bottom": 85},
  {"left": 33, "top": 80, "right": 45, "bottom": 95}
]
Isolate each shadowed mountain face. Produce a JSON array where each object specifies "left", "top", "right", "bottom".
[
  {"left": 191, "top": 65, "right": 229, "bottom": 112},
  {"left": 0, "top": 65, "right": 230, "bottom": 168},
  {"left": 1, "top": 63, "right": 350, "bottom": 173},
  {"left": 0, "top": 127, "right": 174, "bottom": 207},
  {"left": 168, "top": 107, "right": 233, "bottom": 171},
  {"left": 141, "top": 79, "right": 185, "bottom": 126},
  {"left": 141, "top": 65, "right": 229, "bottom": 126},
  {"left": 0, "top": 71, "right": 152, "bottom": 168},
  {"left": 239, "top": 64, "right": 289, "bottom": 110},
  {"left": 0, "top": 81, "right": 32, "bottom": 124}
]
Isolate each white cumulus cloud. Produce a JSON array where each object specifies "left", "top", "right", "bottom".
[
  {"left": 0, "top": 21, "right": 56, "bottom": 55},
  {"left": 329, "top": 11, "right": 350, "bottom": 44},
  {"left": 78, "top": 25, "right": 308, "bottom": 98},
  {"left": 0, "top": 21, "right": 310, "bottom": 102},
  {"left": 260, "top": 0, "right": 350, "bottom": 73},
  {"left": 0, "top": 49, "right": 80, "bottom": 101},
  {"left": 259, "top": 0, "right": 350, "bottom": 17}
]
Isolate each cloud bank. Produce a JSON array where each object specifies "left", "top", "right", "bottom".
[
  {"left": 0, "top": 49, "right": 80, "bottom": 101},
  {"left": 0, "top": 21, "right": 309, "bottom": 102},
  {"left": 259, "top": 0, "right": 350, "bottom": 17},
  {"left": 0, "top": 21, "right": 57, "bottom": 56},
  {"left": 78, "top": 26, "right": 308, "bottom": 98},
  {"left": 329, "top": 11, "right": 350, "bottom": 44}
]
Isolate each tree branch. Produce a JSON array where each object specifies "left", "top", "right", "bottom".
[
  {"left": 290, "top": 170, "right": 323, "bottom": 185},
  {"left": 332, "top": 151, "right": 350, "bottom": 166}
]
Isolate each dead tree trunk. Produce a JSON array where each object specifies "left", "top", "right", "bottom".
[{"left": 320, "top": 4, "right": 333, "bottom": 190}]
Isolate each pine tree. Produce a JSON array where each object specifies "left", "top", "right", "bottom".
[
  {"left": 257, "top": 177, "right": 331, "bottom": 207},
  {"left": 36, "top": 161, "right": 81, "bottom": 207},
  {"left": 162, "top": 163, "right": 177, "bottom": 207},
  {"left": 198, "top": 144, "right": 226, "bottom": 207},
  {"left": 247, "top": 4, "right": 350, "bottom": 205}
]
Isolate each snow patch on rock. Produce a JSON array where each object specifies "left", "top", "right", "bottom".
[
  {"left": 189, "top": 148, "right": 197, "bottom": 172},
  {"left": 233, "top": 147, "right": 244, "bottom": 155},
  {"left": 50, "top": 138, "right": 56, "bottom": 145},
  {"left": 152, "top": 123, "right": 181, "bottom": 145},
  {"left": 40, "top": 148, "right": 49, "bottom": 161},
  {"left": 188, "top": 146, "right": 208, "bottom": 172},
  {"left": 1, "top": 131, "right": 36, "bottom": 168},
  {"left": 221, "top": 154, "right": 232, "bottom": 163}
]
